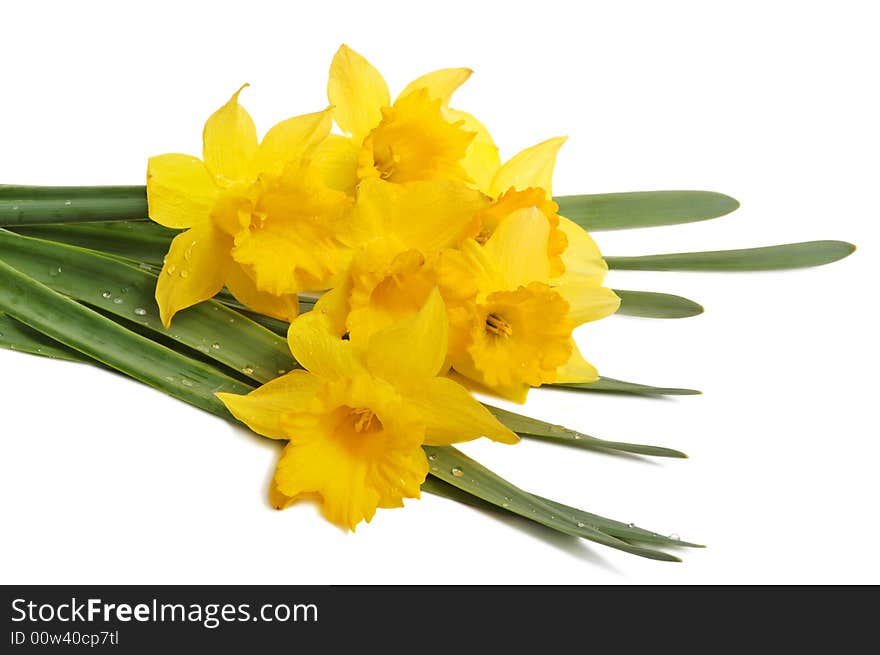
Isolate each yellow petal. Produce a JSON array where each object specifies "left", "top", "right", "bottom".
[
  {"left": 146, "top": 154, "right": 217, "bottom": 230},
  {"left": 408, "top": 377, "right": 518, "bottom": 445},
  {"left": 273, "top": 376, "right": 428, "bottom": 530},
  {"left": 287, "top": 311, "right": 364, "bottom": 380},
  {"left": 155, "top": 222, "right": 231, "bottom": 327},
  {"left": 216, "top": 370, "right": 321, "bottom": 439},
  {"left": 251, "top": 108, "right": 333, "bottom": 177},
  {"left": 354, "top": 178, "right": 487, "bottom": 251},
  {"left": 202, "top": 85, "right": 259, "bottom": 182},
  {"left": 346, "top": 244, "right": 437, "bottom": 341},
  {"left": 447, "top": 367, "right": 531, "bottom": 404},
  {"left": 554, "top": 339, "right": 599, "bottom": 383},
  {"left": 443, "top": 107, "right": 501, "bottom": 193},
  {"left": 310, "top": 134, "right": 360, "bottom": 196},
  {"left": 231, "top": 162, "right": 353, "bottom": 296},
  {"left": 268, "top": 477, "right": 297, "bottom": 510},
  {"left": 555, "top": 216, "right": 608, "bottom": 284},
  {"left": 274, "top": 427, "right": 428, "bottom": 530},
  {"left": 307, "top": 283, "right": 352, "bottom": 336},
  {"left": 398, "top": 67, "right": 473, "bottom": 104},
  {"left": 364, "top": 288, "right": 448, "bottom": 384},
  {"left": 556, "top": 284, "right": 620, "bottom": 326},
  {"left": 327, "top": 45, "right": 390, "bottom": 142},
  {"left": 482, "top": 206, "right": 553, "bottom": 287},
  {"left": 489, "top": 136, "right": 567, "bottom": 198},
  {"left": 357, "top": 90, "right": 475, "bottom": 185},
  {"left": 225, "top": 262, "right": 299, "bottom": 322}
]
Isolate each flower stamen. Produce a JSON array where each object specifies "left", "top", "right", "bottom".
[
  {"left": 485, "top": 312, "right": 513, "bottom": 337},
  {"left": 348, "top": 407, "right": 382, "bottom": 434}
]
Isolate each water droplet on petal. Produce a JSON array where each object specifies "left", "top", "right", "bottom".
[
  {"left": 451, "top": 467, "right": 464, "bottom": 477},
  {"left": 184, "top": 241, "right": 197, "bottom": 261},
  {"left": 179, "top": 270, "right": 189, "bottom": 279},
  {"left": 166, "top": 264, "right": 176, "bottom": 275},
  {"left": 133, "top": 308, "right": 147, "bottom": 316}
]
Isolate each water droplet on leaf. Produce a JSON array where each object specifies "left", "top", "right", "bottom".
[{"left": 451, "top": 467, "right": 464, "bottom": 477}]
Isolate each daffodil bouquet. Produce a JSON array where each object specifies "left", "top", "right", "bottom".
[{"left": 0, "top": 46, "right": 855, "bottom": 561}]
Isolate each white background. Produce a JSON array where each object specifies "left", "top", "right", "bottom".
[{"left": 1, "top": 1, "right": 877, "bottom": 584}]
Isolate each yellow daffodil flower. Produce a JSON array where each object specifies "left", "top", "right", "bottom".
[
  {"left": 315, "top": 44, "right": 501, "bottom": 194},
  {"left": 439, "top": 208, "right": 621, "bottom": 402},
  {"left": 315, "top": 177, "right": 489, "bottom": 342},
  {"left": 470, "top": 134, "right": 613, "bottom": 289},
  {"left": 217, "top": 289, "right": 517, "bottom": 530},
  {"left": 147, "top": 86, "right": 352, "bottom": 327}
]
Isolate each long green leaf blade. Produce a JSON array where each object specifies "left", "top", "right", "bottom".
[
  {"left": 555, "top": 190, "right": 739, "bottom": 231},
  {"left": 13, "top": 221, "right": 175, "bottom": 264},
  {"left": 0, "top": 258, "right": 251, "bottom": 416},
  {"left": 0, "top": 229, "right": 295, "bottom": 383},
  {"left": 0, "top": 185, "right": 149, "bottom": 226},
  {"left": 552, "top": 376, "right": 701, "bottom": 396},
  {"left": 0, "top": 311, "right": 86, "bottom": 363},
  {"left": 486, "top": 405, "right": 686, "bottom": 458},
  {"left": 424, "top": 446, "right": 680, "bottom": 561},
  {"left": 422, "top": 476, "right": 698, "bottom": 548},
  {"left": 614, "top": 289, "right": 703, "bottom": 319},
  {"left": 530, "top": 494, "right": 702, "bottom": 548},
  {"left": 606, "top": 240, "right": 856, "bottom": 271}
]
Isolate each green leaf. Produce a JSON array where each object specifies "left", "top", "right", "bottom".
[
  {"left": 423, "top": 446, "right": 682, "bottom": 561},
  {"left": 552, "top": 376, "right": 701, "bottom": 396},
  {"left": 529, "top": 494, "right": 702, "bottom": 548},
  {"left": 13, "top": 221, "right": 175, "bottom": 264},
  {"left": 605, "top": 240, "right": 856, "bottom": 271},
  {"left": 555, "top": 190, "right": 739, "bottom": 231},
  {"left": 0, "top": 185, "right": 148, "bottom": 226},
  {"left": 0, "top": 311, "right": 86, "bottom": 363},
  {"left": 485, "top": 404, "right": 686, "bottom": 458},
  {"left": 0, "top": 229, "right": 295, "bottom": 384},
  {"left": 614, "top": 289, "right": 703, "bottom": 319},
  {"left": 0, "top": 257, "right": 252, "bottom": 417},
  {"left": 422, "top": 476, "right": 700, "bottom": 548}
]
